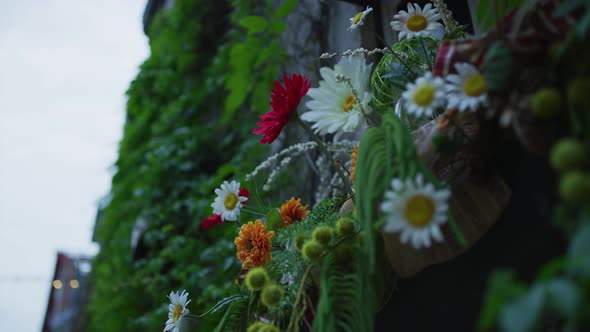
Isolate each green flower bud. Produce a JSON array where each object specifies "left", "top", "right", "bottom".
[
  {"left": 531, "top": 88, "right": 562, "bottom": 118},
  {"left": 356, "top": 231, "right": 365, "bottom": 247},
  {"left": 559, "top": 171, "right": 590, "bottom": 203},
  {"left": 333, "top": 243, "right": 355, "bottom": 264},
  {"left": 312, "top": 226, "right": 333, "bottom": 244},
  {"left": 261, "top": 284, "right": 284, "bottom": 307},
  {"left": 302, "top": 240, "right": 323, "bottom": 263},
  {"left": 294, "top": 232, "right": 307, "bottom": 251},
  {"left": 335, "top": 217, "right": 356, "bottom": 237},
  {"left": 245, "top": 267, "right": 269, "bottom": 292},
  {"left": 567, "top": 78, "right": 590, "bottom": 111},
  {"left": 550, "top": 138, "right": 587, "bottom": 173}
]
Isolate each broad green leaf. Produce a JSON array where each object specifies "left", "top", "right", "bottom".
[
  {"left": 568, "top": 222, "right": 590, "bottom": 277},
  {"left": 269, "top": 20, "right": 286, "bottom": 34},
  {"left": 500, "top": 284, "right": 545, "bottom": 332},
  {"left": 483, "top": 41, "right": 513, "bottom": 92},
  {"left": 546, "top": 278, "right": 580, "bottom": 317},
  {"left": 274, "top": 0, "right": 298, "bottom": 18},
  {"left": 478, "top": 270, "right": 527, "bottom": 331},
  {"left": 239, "top": 15, "right": 268, "bottom": 34}
]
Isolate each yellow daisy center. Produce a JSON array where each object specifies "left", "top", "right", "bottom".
[
  {"left": 406, "top": 15, "right": 427, "bottom": 32},
  {"left": 172, "top": 304, "right": 183, "bottom": 322},
  {"left": 404, "top": 194, "right": 435, "bottom": 227},
  {"left": 352, "top": 12, "right": 363, "bottom": 25},
  {"left": 342, "top": 95, "right": 356, "bottom": 112},
  {"left": 224, "top": 193, "right": 238, "bottom": 209},
  {"left": 412, "top": 84, "right": 435, "bottom": 106},
  {"left": 463, "top": 73, "right": 486, "bottom": 97}
]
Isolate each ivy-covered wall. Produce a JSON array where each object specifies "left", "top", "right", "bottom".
[{"left": 88, "top": 1, "right": 293, "bottom": 330}]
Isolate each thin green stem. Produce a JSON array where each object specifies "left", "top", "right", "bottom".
[
  {"left": 418, "top": 37, "right": 433, "bottom": 71},
  {"left": 363, "top": 24, "right": 416, "bottom": 80},
  {"left": 296, "top": 118, "right": 353, "bottom": 196}
]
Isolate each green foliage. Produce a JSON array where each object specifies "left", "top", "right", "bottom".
[
  {"left": 482, "top": 41, "right": 513, "bottom": 92},
  {"left": 475, "top": 0, "right": 527, "bottom": 31},
  {"left": 88, "top": 0, "right": 290, "bottom": 331},
  {"left": 371, "top": 37, "right": 439, "bottom": 115},
  {"left": 223, "top": 0, "right": 298, "bottom": 122},
  {"left": 479, "top": 221, "right": 590, "bottom": 331}
]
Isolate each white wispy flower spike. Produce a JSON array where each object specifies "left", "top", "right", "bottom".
[
  {"left": 445, "top": 62, "right": 488, "bottom": 112},
  {"left": 380, "top": 174, "right": 450, "bottom": 249},
  {"left": 402, "top": 72, "right": 446, "bottom": 117},
  {"left": 348, "top": 6, "right": 373, "bottom": 31},
  {"left": 211, "top": 180, "right": 248, "bottom": 221},
  {"left": 302, "top": 55, "right": 373, "bottom": 141},
  {"left": 390, "top": 3, "right": 443, "bottom": 40},
  {"left": 165, "top": 290, "right": 191, "bottom": 332}
]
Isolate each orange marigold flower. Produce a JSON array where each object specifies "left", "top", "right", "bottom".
[
  {"left": 234, "top": 220, "right": 275, "bottom": 269},
  {"left": 280, "top": 197, "right": 311, "bottom": 226},
  {"left": 350, "top": 146, "right": 359, "bottom": 184}
]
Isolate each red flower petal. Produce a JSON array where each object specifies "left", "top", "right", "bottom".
[
  {"left": 252, "top": 74, "right": 311, "bottom": 144},
  {"left": 201, "top": 214, "right": 223, "bottom": 230},
  {"left": 238, "top": 187, "right": 250, "bottom": 205}
]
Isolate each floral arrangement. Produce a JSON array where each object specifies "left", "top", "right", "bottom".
[{"left": 160, "top": 1, "right": 590, "bottom": 331}]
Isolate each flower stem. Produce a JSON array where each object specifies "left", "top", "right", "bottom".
[
  {"left": 296, "top": 118, "right": 353, "bottom": 196},
  {"left": 418, "top": 37, "right": 433, "bottom": 71}
]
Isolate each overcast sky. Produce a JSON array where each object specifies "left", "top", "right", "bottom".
[{"left": 0, "top": 1, "right": 149, "bottom": 330}]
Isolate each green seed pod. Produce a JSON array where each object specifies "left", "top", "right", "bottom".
[
  {"left": 550, "top": 138, "right": 587, "bottom": 173},
  {"left": 333, "top": 243, "right": 355, "bottom": 264},
  {"left": 559, "top": 171, "right": 590, "bottom": 203},
  {"left": 530, "top": 88, "right": 562, "bottom": 118},
  {"left": 261, "top": 284, "right": 284, "bottom": 307},
  {"left": 245, "top": 267, "right": 269, "bottom": 292},
  {"left": 356, "top": 231, "right": 365, "bottom": 247},
  {"left": 312, "top": 226, "right": 334, "bottom": 244},
  {"left": 335, "top": 217, "right": 356, "bottom": 237},
  {"left": 302, "top": 240, "right": 323, "bottom": 263},
  {"left": 567, "top": 78, "right": 590, "bottom": 111},
  {"left": 294, "top": 232, "right": 307, "bottom": 251}
]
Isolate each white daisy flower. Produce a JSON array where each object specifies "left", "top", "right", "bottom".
[
  {"left": 211, "top": 180, "right": 248, "bottom": 221},
  {"left": 348, "top": 6, "right": 373, "bottom": 31},
  {"left": 390, "top": 3, "right": 444, "bottom": 40},
  {"left": 301, "top": 55, "right": 373, "bottom": 141},
  {"left": 445, "top": 62, "right": 487, "bottom": 111},
  {"left": 402, "top": 72, "right": 446, "bottom": 117},
  {"left": 380, "top": 174, "right": 450, "bottom": 249},
  {"left": 165, "top": 290, "right": 190, "bottom": 332}
]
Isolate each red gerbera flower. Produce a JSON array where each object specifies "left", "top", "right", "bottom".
[
  {"left": 238, "top": 187, "right": 250, "bottom": 204},
  {"left": 201, "top": 214, "right": 223, "bottom": 230},
  {"left": 253, "top": 73, "right": 311, "bottom": 144}
]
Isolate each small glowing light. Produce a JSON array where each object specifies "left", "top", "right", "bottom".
[
  {"left": 52, "top": 280, "right": 62, "bottom": 289},
  {"left": 70, "top": 279, "right": 80, "bottom": 289}
]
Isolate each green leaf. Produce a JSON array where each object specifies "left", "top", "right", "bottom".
[
  {"left": 567, "top": 222, "right": 590, "bottom": 277},
  {"left": 269, "top": 20, "right": 286, "bottom": 34},
  {"left": 483, "top": 41, "right": 513, "bottom": 92},
  {"left": 274, "top": 0, "right": 298, "bottom": 18},
  {"left": 500, "top": 284, "right": 545, "bottom": 332},
  {"left": 224, "top": 75, "right": 250, "bottom": 120},
  {"left": 239, "top": 16, "right": 268, "bottom": 34},
  {"left": 546, "top": 279, "right": 580, "bottom": 317},
  {"left": 266, "top": 208, "right": 284, "bottom": 231},
  {"left": 478, "top": 270, "right": 527, "bottom": 331}
]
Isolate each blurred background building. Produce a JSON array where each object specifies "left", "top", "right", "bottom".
[{"left": 42, "top": 252, "right": 92, "bottom": 332}]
